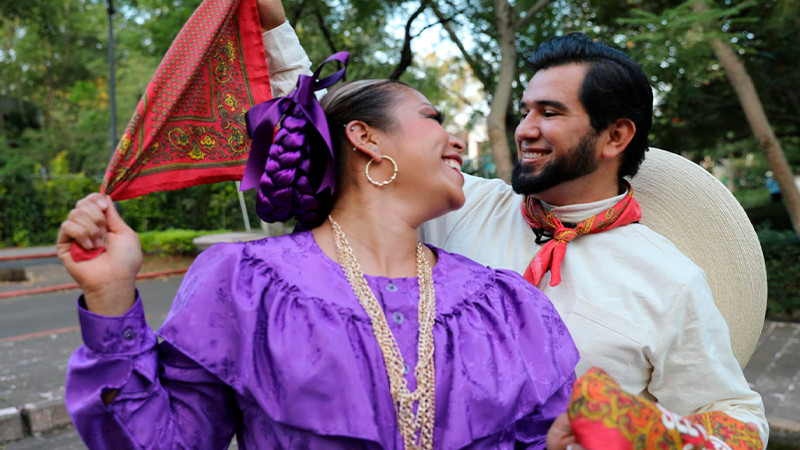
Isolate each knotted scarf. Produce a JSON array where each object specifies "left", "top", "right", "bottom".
[{"left": 521, "top": 181, "right": 642, "bottom": 287}]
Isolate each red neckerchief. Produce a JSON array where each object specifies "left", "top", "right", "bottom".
[{"left": 520, "top": 181, "right": 642, "bottom": 287}]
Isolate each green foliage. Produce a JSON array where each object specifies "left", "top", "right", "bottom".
[
  {"left": 0, "top": 150, "right": 257, "bottom": 247},
  {"left": 733, "top": 188, "right": 770, "bottom": 210},
  {"left": 604, "top": 0, "right": 800, "bottom": 166},
  {"left": 117, "top": 182, "right": 259, "bottom": 233},
  {"left": 138, "top": 228, "right": 227, "bottom": 255},
  {"left": 758, "top": 228, "right": 800, "bottom": 322},
  {"left": 289, "top": 0, "right": 402, "bottom": 80},
  {"left": 0, "top": 154, "right": 96, "bottom": 247},
  {"left": 746, "top": 201, "right": 794, "bottom": 232},
  {"left": 0, "top": 151, "right": 100, "bottom": 245},
  {"left": 461, "top": 153, "right": 497, "bottom": 179}
]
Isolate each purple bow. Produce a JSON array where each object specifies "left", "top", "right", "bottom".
[{"left": 241, "top": 51, "right": 350, "bottom": 194}]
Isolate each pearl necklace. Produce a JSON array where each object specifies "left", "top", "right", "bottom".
[{"left": 328, "top": 216, "right": 436, "bottom": 449}]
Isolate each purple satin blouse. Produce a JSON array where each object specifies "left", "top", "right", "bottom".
[{"left": 66, "top": 231, "right": 578, "bottom": 449}]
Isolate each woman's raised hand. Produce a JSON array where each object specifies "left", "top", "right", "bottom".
[{"left": 57, "top": 193, "right": 142, "bottom": 316}]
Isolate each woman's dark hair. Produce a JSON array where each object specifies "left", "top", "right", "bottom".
[
  {"left": 527, "top": 32, "right": 653, "bottom": 179},
  {"left": 256, "top": 79, "right": 409, "bottom": 230}
]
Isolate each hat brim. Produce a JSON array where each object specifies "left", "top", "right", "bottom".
[{"left": 629, "top": 148, "right": 767, "bottom": 368}]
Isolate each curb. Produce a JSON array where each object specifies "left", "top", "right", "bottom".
[
  {"left": 0, "top": 395, "right": 72, "bottom": 444},
  {"left": 22, "top": 398, "right": 71, "bottom": 435},
  {"left": 1, "top": 395, "right": 799, "bottom": 446},
  {"left": 0, "top": 252, "right": 57, "bottom": 262},
  {"left": 0, "top": 268, "right": 189, "bottom": 299},
  {"left": 0, "top": 407, "right": 24, "bottom": 443}
]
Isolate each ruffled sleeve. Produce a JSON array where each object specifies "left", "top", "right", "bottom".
[
  {"left": 493, "top": 269, "right": 578, "bottom": 448},
  {"left": 429, "top": 250, "right": 579, "bottom": 449},
  {"left": 158, "top": 238, "right": 391, "bottom": 445},
  {"left": 65, "top": 293, "right": 239, "bottom": 449},
  {"left": 67, "top": 235, "right": 579, "bottom": 449}
]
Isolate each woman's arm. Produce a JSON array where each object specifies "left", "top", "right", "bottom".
[
  {"left": 67, "top": 296, "right": 239, "bottom": 449},
  {"left": 60, "top": 196, "right": 240, "bottom": 448}
]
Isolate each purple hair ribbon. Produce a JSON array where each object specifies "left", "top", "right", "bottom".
[{"left": 242, "top": 51, "right": 350, "bottom": 194}]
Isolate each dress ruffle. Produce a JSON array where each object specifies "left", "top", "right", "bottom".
[{"left": 158, "top": 232, "right": 577, "bottom": 448}]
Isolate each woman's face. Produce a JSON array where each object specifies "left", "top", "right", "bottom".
[{"left": 376, "top": 87, "right": 466, "bottom": 218}]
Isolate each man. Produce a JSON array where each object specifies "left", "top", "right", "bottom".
[
  {"left": 419, "top": 33, "right": 767, "bottom": 444},
  {"left": 259, "top": 15, "right": 767, "bottom": 444}
]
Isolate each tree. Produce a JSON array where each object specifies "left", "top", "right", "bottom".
[
  {"left": 430, "top": 0, "right": 553, "bottom": 182},
  {"left": 691, "top": 0, "right": 800, "bottom": 234},
  {"left": 618, "top": 0, "right": 800, "bottom": 234}
]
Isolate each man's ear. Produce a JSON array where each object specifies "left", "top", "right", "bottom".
[
  {"left": 600, "top": 118, "right": 636, "bottom": 160},
  {"left": 344, "top": 120, "right": 383, "bottom": 162}
]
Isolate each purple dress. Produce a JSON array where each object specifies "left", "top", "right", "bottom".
[{"left": 66, "top": 231, "right": 578, "bottom": 449}]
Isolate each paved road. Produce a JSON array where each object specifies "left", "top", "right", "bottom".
[
  {"left": 0, "top": 275, "right": 182, "bottom": 340},
  {"left": 0, "top": 276, "right": 184, "bottom": 411},
  {"left": 3, "top": 426, "right": 84, "bottom": 450},
  {"left": 1, "top": 425, "right": 240, "bottom": 450},
  {"left": 0, "top": 273, "right": 241, "bottom": 450},
  {"left": 0, "top": 257, "right": 60, "bottom": 271}
]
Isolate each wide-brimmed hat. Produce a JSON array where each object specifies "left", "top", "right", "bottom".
[{"left": 629, "top": 148, "right": 767, "bottom": 368}]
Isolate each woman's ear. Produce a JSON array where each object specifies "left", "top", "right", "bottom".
[
  {"left": 600, "top": 118, "right": 636, "bottom": 160},
  {"left": 344, "top": 121, "right": 383, "bottom": 162}
]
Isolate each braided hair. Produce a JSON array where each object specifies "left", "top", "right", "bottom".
[{"left": 255, "top": 79, "right": 410, "bottom": 230}]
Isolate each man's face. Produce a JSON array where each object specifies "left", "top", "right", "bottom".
[
  {"left": 512, "top": 63, "right": 601, "bottom": 199},
  {"left": 511, "top": 130, "right": 597, "bottom": 195}
]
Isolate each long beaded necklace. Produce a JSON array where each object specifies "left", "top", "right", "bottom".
[{"left": 328, "top": 216, "right": 436, "bottom": 449}]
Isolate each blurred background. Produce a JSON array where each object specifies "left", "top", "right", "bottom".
[{"left": 1, "top": 0, "right": 798, "bottom": 320}]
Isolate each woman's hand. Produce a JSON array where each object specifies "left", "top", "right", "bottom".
[
  {"left": 257, "top": 0, "right": 287, "bottom": 32},
  {"left": 57, "top": 193, "right": 142, "bottom": 316}
]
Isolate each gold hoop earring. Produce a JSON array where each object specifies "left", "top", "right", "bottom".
[{"left": 365, "top": 156, "right": 398, "bottom": 187}]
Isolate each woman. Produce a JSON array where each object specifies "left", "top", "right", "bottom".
[{"left": 59, "top": 55, "right": 578, "bottom": 448}]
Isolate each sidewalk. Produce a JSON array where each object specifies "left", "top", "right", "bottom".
[
  {"left": 744, "top": 321, "right": 800, "bottom": 447},
  {"left": 0, "top": 246, "right": 57, "bottom": 260},
  {"left": 1, "top": 243, "right": 799, "bottom": 447}
]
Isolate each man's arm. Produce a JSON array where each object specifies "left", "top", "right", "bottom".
[
  {"left": 256, "top": 0, "right": 311, "bottom": 98},
  {"left": 262, "top": 20, "right": 312, "bottom": 98},
  {"left": 648, "top": 269, "right": 768, "bottom": 447}
]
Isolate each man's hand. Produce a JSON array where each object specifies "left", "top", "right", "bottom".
[
  {"left": 257, "top": 0, "right": 287, "bottom": 32},
  {"left": 546, "top": 413, "right": 586, "bottom": 450}
]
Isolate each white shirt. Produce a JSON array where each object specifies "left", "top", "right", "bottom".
[
  {"left": 262, "top": 21, "right": 313, "bottom": 98},
  {"left": 262, "top": 28, "right": 768, "bottom": 445},
  {"left": 420, "top": 173, "right": 767, "bottom": 444}
]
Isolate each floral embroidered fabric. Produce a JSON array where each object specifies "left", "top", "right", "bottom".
[{"left": 569, "top": 367, "right": 762, "bottom": 449}]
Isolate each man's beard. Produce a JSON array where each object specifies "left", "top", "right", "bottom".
[{"left": 511, "top": 131, "right": 598, "bottom": 196}]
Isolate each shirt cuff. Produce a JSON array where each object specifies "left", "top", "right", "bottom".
[
  {"left": 262, "top": 19, "right": 312, "bottom": 73},
  {"left": 77, "top": 293, "right": 155, "bottom": 355}
]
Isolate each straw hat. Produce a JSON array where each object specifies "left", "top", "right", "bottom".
[{"left": 629, "top": 148, "right": 767, "bottom": 368}]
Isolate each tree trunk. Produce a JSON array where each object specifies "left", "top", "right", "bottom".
[
  {"left": 488, "top": 0, "right": 516, "bottom": 183},
  {"left": 694, "top": 1, "right": 800, "bottom": 234}
]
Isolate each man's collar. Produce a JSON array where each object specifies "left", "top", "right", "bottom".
[{"left": 540, "top": 188, "right": 629, "bottom": 224}]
